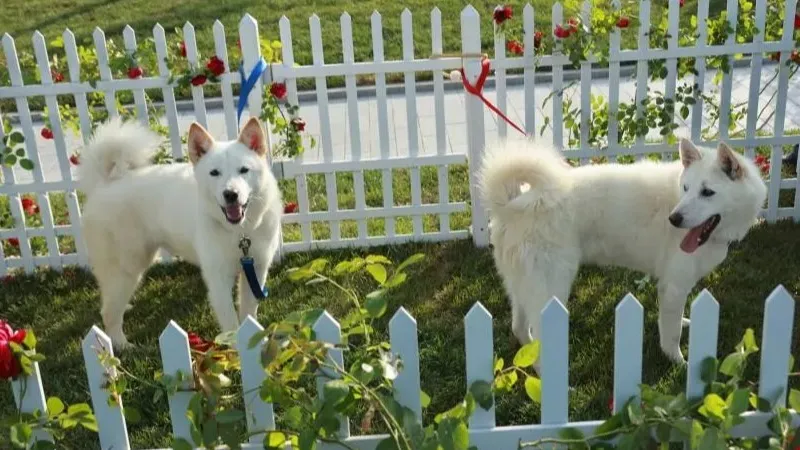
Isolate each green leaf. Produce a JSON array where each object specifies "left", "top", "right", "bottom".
[
  {"left": 19, "top": 159, "right": 34, "bottom": 171},
  {"left": 376, "top": 437, "right": 399, "bottom": 450},
  {"left": 365, "top": 292, "right": 388, "bottom": 318},
  {"left": 739, "top": 328, "right": 759, "bottom": 354},
  {"left": 286, "top": 268, "right": 314, "bottom": 282},
  {"left": 383, "top": 272, "right": 407, "bottom": 289},
  {"left": 493, "top": 357, "right": 504, "bottom": 374},
  {"left": 10, "top": 423, "right": 32, "bottom": 447},
  {"left": 403, "top": 394, "right": 425, "bottom": 420},
  {"left": 493, "top": 370, "right": 518, "bottom": 393},
  {"left": 558, "top": 428, "right": 587, "bottom": 449},
  {"left": 171, "top": 438, "right": 194, "bottom": 450},
  {"left": 626, "top": 401, "right": 643, "bottom": 426},
  {"left": 216, "top": 409, "right": 245, "bottom": 424},
  {"left": 46, "top": 397, "right": 65, "bottom": 416},
  {"left": 700, "top": 393, "right": 727, "bottom": 420},
  {"left": 719, "top": 352, "right": 745, "bottom": 378},
  {"left": 365, "top": 255, "right": 392, "bottom": 265},
  {"left": 323, "top": 380, "right": 350, "bottom": 406},
  {"left": 298, "top": 429, "right": 316, "bottom": 450},
  {"left": 396, "top": 253, "right": 425, "bottom": 273},
  {"left": 789, "top": 389, "right": 800, "bottom": 412},
  {"left": 513, "top": 341, "right": 540, "bottom": 367},
  {"left": 728, "top": 389, "right": 750, "bottom": 416},
  {"left": 9, "top": 131, "right": 24, "bottom": 144},
  {"left": 524, "top": 376, "right": 542, "bottom": 403},
  {"left": 267, "top": 431, "right": 287, "bottom": 449},
  {"left": 698, "top": 427, "right": 727, "bottom": 450},
  {"left": 15, "top": 148, "right": 25, "bottom": 157},
  {"left": 365, "top": 263, "right": 388, "bottom": 285},
  {"left": 700, "top": 357, "right": 718, "bottom": 384},
  {"left": 469, "top": 380, "right": 493, "bottom": 410},
  {"left": 4, "top": 154, "right": 18, "bottom": 166},
  {"left": 22, "top": 330, "right": 36, "bottom": 351}
]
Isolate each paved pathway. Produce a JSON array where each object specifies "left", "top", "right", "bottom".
[{"left": 9, "top": 65, "right": 800, "bottom": 184}]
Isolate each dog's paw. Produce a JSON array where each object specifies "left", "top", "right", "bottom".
[
  {"left": 661, "top": 346, "right": 686, "bottom": 365},
  {"left": 681, "top": 317, "right": 691, "bottom": 328}
]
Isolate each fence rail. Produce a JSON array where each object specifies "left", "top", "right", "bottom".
[
  {"left": 2, "top": 0, "right": 800, "bottom": 273},
  {"left": 8, "top": 286, "right": 797, "bottom": 449}
]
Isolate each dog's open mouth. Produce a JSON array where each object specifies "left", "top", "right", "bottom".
[
  {"left": 221, "top": 203, "right": 247, "bottom": 225},
  {"left": 679, "top": 214, "right": 721, "bottom": 254}
]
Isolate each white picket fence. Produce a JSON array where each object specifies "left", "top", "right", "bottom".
[
  {"left": 2, "top": 0, "right": 800, "bottom": 274},
  {"left": 8, "top": 285, "right": 797, "bottom": 449}
]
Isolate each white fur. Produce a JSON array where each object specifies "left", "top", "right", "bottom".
[
  {"left": 79, "top": 118, "right": 282, "bottom": 349},
  {"left": 479, "top": 139, "right": 766, "bottom": 366}
]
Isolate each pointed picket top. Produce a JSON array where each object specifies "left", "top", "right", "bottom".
[
  {"left": 686, "top": 289, "right": 719, "bottom": 400},
  {"left": 237, "top": 315, "right": 275, "bottom": 441},
  {"left": 313, "top": 310, "right": 341, "bottom": 342},
  {"left": 213, "top": 19, "right": 225, "bottom": 35},
  {"left": 309, "top": 14, "right": 322, "bottom": 31},
  {"left": 92, "top": 26, "right": 106, "bottom": 42},
  {"left": 63, "top": 29, "right": 82, "bottom": 80},
  {"left": 159, "top": 321, "right": 194, "bottom": 443},
  {"left": 466, "top": 301, "right": 492, "bottom": 322},
  {"left": 541, "top": 296, "right": 569, "bottom": 425},
  {"left": 160, "top": 319, "right": 188, "bottom": 344},
  {"left": 758, "top": 284, "right": 795, "bottom": 406},
  {"left": 523, "top": 3, "right": 534, "bottom": 15},
  {"left": 341, "top": 12, "right": 352, "bottom": 25},
  {"left": 371, "top": 10, "right": 382, "bottom": 22},
  {"left": 465, "top": 301, "right": 495, "bottom": 429},
  {"left": 280, "top": 15, "right": 291, "bottom": 26},
  {"left": 613, "top": 293, "right": 644, "bottom": 414},
  {"left": 401, "top": 8, "right": 412, "bottom": 21},
  {"left": 240, "top": 13, "right": 258, "bottom": 30},
  {"left": 615, "top": 292, "right": 643, "bottom": 315},
  {"left": 389, "top": 307, "right": 422, "bottom": 421},
  {"left": 152, "top": 24, "right": 171, "bottom": 75},
  {"left": 313, "top": 311, "right": 349, "bottom": 438},
  {"left": 82, "top": 326, "right": 130, "bottom": 450},
  {"left": 31, "top": 32, "right": 54, "bottom": 83},
  {"left": 31, "top": 30, "right": 46, "bottom": 48},
  {"left": 2, "top": 36, "right": 25, "bottom": 83},
  {"left": 122, "top": 25, "right": 137, "bottom": 46},
  {"left": 543, "top": 296, "right": 569, "bottom": 318},
  {"left": 461, "top": 4, "right": 480, "bottom": 20}
]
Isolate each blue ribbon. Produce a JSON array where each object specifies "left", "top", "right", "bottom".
[
  {"left": 237, "top": 58, "right": 269, "bottom": 125},
  {"left": 241, "top": 256, "right": 269, "bottom": 301}
]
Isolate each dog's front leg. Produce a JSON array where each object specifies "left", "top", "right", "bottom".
[
  {"left": 657, "top": 281, "right": 690, "bottom": 364},
  {"left": 201, "top": 262, "right": 241, "bottom": 333}
]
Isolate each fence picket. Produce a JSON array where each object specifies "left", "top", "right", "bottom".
[
  {"left": 62, "top": 29, "right": 94, "bottom": 145},
  {"left": 121, "top": 26, "right": 149, "bottom": 126},
  {"left": 686, "top": 290, "right": 719, "bottom": 400},
  {"left": 613, "top": 294, "right": 643, "bottom": 413},
  {"left": 0, "top": 101, "right": 34, "bottom": 272},
  {"left": 371, "top": 11, "right": 396, "bottom": 238},
  {"left": 183, "top": 22, "right": 208, "bottom": 129},
  {"left": 237, "top": 316, "right": 275, "bottom": 442},
  {"left": 313, "top": 311, "right": 350, "bottom": 438},
  {"left": 465, "top": 302, "right": 496, "bottom": 428},
  {"left": 758, "top": 285, "right": 795, "bottom": 407},
  {"left": 579, "top": 0, "right": 592, "bottom": 164},
  {"left": 159, "top": 321, "right": 195, "bottom": 444},
  {"left": 461, "top": 5, "right": 489, "bottom": 247},
  {"left": 3, "top": 33, "right": 61, "bottom": 269},
  {"left": 92, "top": 27, "right": 118, "bottom": 118},
  {"left": 390, "top": 307, "right": 422, "bottom": 421},
  {"left": 523, "top": 4, "right": 536, "bottom": 135},
  {"left": 213, "top": 21, "right": 238, "bottom": 141},
  {"left": 690, "top": 0, "right": 710, "bottom": 143},
  {"left": 431, "top": 8, "right": 451, "bottom": 235},
  {"left": 551, "top": 3, "right": 564, "bottom": 150},
  {"left": 541, "top": 297, "right": 569, "bottom": 424},
  {"left": 744, "top": 0, "right": 769, "bottom": 160},
  {"left": 663, "top": 0, "right": 680, "bottom": 160},
  {"left": 279, "top": 16, "right": 313, "bottom": 245},
  {"left": 493, "top": 10, "right": 507, "bottom": 139},
  {"left": 341, "top": 13, "right": 368, "bottom": 243},
  {"left": 10, "top": 351, "right": 52, "bottom": 444},
  {"left": 309, "top": 14, "right": 340, "bottom": 242},
  {"left": 718, "top": 0, "right": 740, "bottom": 141},
  {"left": 82, "top": 326, "right": 130, "bottom": 450},
  {"left": 401, "top": 9, "right": 424, "bottom": 237},
  {"left": 152, "top": 24, "right": 183, "bottom": 159},
  {"left": 608, "top": 0, "right": 621, "bottom": 151},
  {"left": 634, "top": 0, "right": 651, "bottom": 161}
]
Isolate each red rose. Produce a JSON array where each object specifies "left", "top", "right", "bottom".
[
  {"left": 0, "top": 320, "right": 27, "bottom": 380},
  {"left": 755, "top": 154, "right": 767, "bottom": 165},
  {"left": 792, "top": 50, "right": 800, "bottom": 64},
  {"left": 679, "top": 0, "right": 685, "bottom": 6},
  {"left": 770, "top": 52, "right": 781, "bottom": 61},
  {"left": 284, "top": 202, "right": 299, "bottom": 214},
  {"left": 127, "top": 66, "right": 143, "bottom": 79},
  {"left": 187, "top": 332, "right": 213, "bottom": 353},
  {"left": 554, "top": 25, "right": 570, "bottom": 39},
  {"left": 70, "top": 154, "right": 80, "bottom": 166},
  {"left": 206, "top": 56, "right": 225, "bottom": 76},
  {"left": 608, "top": 397, "right": 614, "bottom": 412},
  {"left": 270, "top": 82, "right": 287, "bottom": 100},
  {"left": 291, "top": 118, "right": 306, "bottom": 132},
  {"left": 191, "top": 74, "right": 207, "bottom": 86},
  {"left": 7, "top": 238, "right": 19, "bottom": 248},
  {"left": 179, "top": 41, "right": 187, "bottom": 57},
  {"left": 506, "top": 40, "right": 524, "bottom": 55},
  {"left": 534, "top": 31, "right": 543, "bottom": 49},
  {"left": 795, "top": 13, "right": 800, "bottom": 30},
  {"left": 21, "top": 198, "right": 37, "bottom": 216},
  {"left": 616, "top": 17, "right": 630, "bottom": 28},
  {"left": 41, "top": 127, "right": 53, "bottom": 140},
  {"left": 761, "top": 163, "right": 770, "bottom": 175},
  {"left": 493, "top": 5, "right": 513, "bottom": 25},
  {"left": 568, "top": 18, "right": 579, "bottom": 33},
  {"left": 51, "top": 70, "right": 64, "bottom": 83}
]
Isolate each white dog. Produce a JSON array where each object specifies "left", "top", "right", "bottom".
[
  {"left": 79, "top": 117, "right": 282, "bottom": 348},
  {"left": 479, "top": 138, "right": 766, "bottom": 364}
]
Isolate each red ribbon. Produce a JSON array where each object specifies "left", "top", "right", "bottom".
[{"left": 459, "top": 57, "right": 527, "bottom": 136}]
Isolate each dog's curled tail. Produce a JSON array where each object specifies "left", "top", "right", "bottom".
[
  {"left": 478, "top": 143, "right": 571, "bottom": 214},
  {"left": 78, "top": 117, "right": 163, "bottom": 195}
]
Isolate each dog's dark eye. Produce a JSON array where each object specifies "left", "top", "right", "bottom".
[
  {"left": 209, "top": 169, "right": 220, "bottom": 177},
  {"left": 683, "top": 185, "right": 688, "bottom": 192},
  {"left": 239, "top": 167, "right": 249, "bottom": 174},
  {"left": 701, "top": 188, "right": 715, "bottom": 197}
]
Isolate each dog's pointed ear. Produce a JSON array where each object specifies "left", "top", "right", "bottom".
[
  {"left": 238, "top": 117, "right": 268, "bottom": 157},
  {"left": 679, "top": 138, "right": 701, "bottom": 168},
  {"left": 187, "top": 122, "right": 215, "bottom": 165},
  {"left": 717, "top": 141, "right": 743, "bottom": 180}
]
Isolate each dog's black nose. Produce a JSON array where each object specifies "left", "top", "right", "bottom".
[
  {"left": 223, "top": 190, "right": 238, "bottom": 204},
  {"left": 669, "top": 212, "right": 683, "bottom": 227}
]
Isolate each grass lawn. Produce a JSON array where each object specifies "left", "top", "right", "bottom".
[{"left": 2, "top": 145, "right": 800, "bottom": 448}]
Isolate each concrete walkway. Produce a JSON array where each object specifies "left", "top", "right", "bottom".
[{"left": 9, "top": 65, "right": 800, "bottom": 184}]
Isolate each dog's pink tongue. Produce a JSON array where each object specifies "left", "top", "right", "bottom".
[
  {"left": 225, "top": 204, "right": 243, "bottom": 221},
  {"left": 680, "top": 225, "right": 704, "bottom": 254}
]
